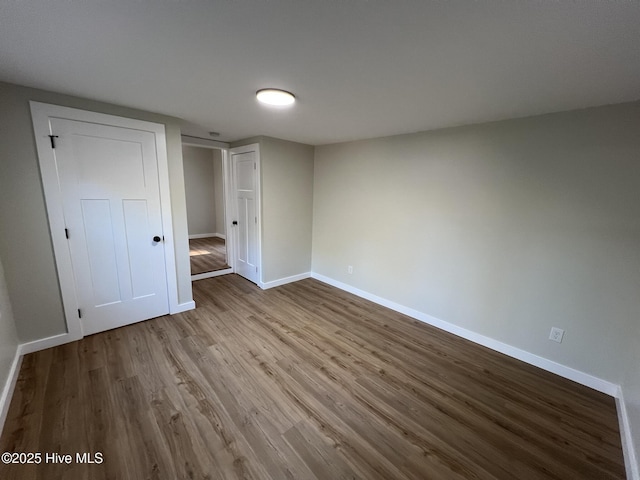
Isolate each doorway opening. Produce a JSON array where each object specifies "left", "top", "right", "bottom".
[
  {"left": 189, "top": 236, "right": 227, "bottom": 274},
  {"left": 181, "top": 138, "right": 233, "bottom": 281}
]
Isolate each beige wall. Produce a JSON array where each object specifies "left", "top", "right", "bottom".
[
  {"left": 0, "top": 81, "right": 193, "bottom": 341},
  {"left": 231, "top": 136, "right": 314, "bottom": 283},
  {"left": 213, "top": 149, "right": 226, "bottom": 236},
  {"left": 313, "top": 102, "right": 640, "bottom": 459},
  {"left": 0, "top": 256, "right": 19, "bottom": 415},
  {"left": 183, "top": 145, "right": 217, "bottom": 236}
]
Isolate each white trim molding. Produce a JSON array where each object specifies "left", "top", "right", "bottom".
[
  {"left": 171, "top": 301, "right": 196, "bottom": 315},
  {"left": 0, "top": 351, "right": 22, "bottom": 435},
  {"left": 188, "top": 233, "right": 227, "bottom": 240},
  {"left": 191, "top": 268, "right": 233, "bottom": 282},
  {"left": 310, "top": 272, "right": 619, "bottom": 397},
  {"left": 260, "top": 272, "right": 311, "bottom": 290},
  {"left": 616, "top": 387, "right": 640, "bottom": 480},
  {"left": 18, "top": 333, "right": 73, "bottom": 356},
  {"left": 189, "top": 233, "right": 217, "bottom": 239},
  {"left": 221, "top": 149, "right": 235, "bottom": 283},
  {"left": 181, "top": 134, "right": 229, "bottom": 150}
]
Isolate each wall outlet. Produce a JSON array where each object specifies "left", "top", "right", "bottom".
[
  {"left": 347, "top": 265, "right": 353, "bottom": 274},
  {"left": 549, "top": 327, "right": 565, "bottom": 343}
]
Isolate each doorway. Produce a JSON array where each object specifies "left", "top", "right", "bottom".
[{"left": 181, "top": 140, "right": 233, "bottom": 281}]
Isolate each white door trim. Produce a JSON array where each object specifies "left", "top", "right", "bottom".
[
  {"left": 30, "top": 101, "right": 179, "bottom": 341},
  {"left": 229, "top": 143, "right": 262, "bottom": 284},
  {"left": 180, "top": 134, "right": 229, "bottom": 150},
  {"left": 222, "top": 148, "right": 238, "bottom": 277}
]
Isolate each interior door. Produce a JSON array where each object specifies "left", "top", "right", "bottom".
[
  {"left": 52, "top": 118, "right": 169, "bottom": 335},
  {"left": 230, "top": 146, "right": 260, "bottom": 284}
]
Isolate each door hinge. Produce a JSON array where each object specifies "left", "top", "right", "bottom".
[
  {"left": 49, "top": 135, "right": 59, "bottom": 149},
  {"left": 255, "top": 216, "right": 257, "bottom": 224},
  {"left": 254, "top": 162, "right": 256, "bottom": 170},
  {"left": 78, "top": 308, "right": 82, "bottom": 319},
  {"left": 65, "top": 228, "right": 69, "bottom": 239},
  {"left": 256, "top": 266, "right": 258, "bottom": 273}
]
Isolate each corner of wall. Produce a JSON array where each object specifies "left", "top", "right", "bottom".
[
  {"left": 616, "top": 387, "right": 640, "bottom": 480},
  {"left": 0, "top": 353, "right": 22, "bottom": 436},
  {"left": 0, "top": 256, "right": 21, "bottom": 435}
]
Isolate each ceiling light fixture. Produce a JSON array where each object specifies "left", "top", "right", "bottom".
[{"left": 256, "top": 88, "right": 296, "bottom": 106}]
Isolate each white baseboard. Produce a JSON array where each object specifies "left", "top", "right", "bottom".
[
  {"left": 171, "top": 300, "right": 196, "bottom": 314},
  {"left": 260, "top": 272, "right": 311, "bottom": 290},
  {"left": 310, "top": 272, "right": 619, "bottom": 397},
  {"left": 12, "top": 301, "right": 198, "bottom": 354},
  {"left": 188, "top": 233, "right": 217, "bottom": 239},
  {"left": 191, "top": 268, "right": 233, "bottom": 281},
  {"left": 0, "top": 350, "right": 22, "bottom": 436},
  {"left": 188, "top": 233, "right": 226, "bottom": 240},
  {"left": 616, "top": 387, "right": 640, "bottom": 480},
  {"left": 18, "top": 332, "right": 76, "bottom": 356}
]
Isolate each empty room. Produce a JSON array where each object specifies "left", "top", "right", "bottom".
[{"left": 0, "top": 1, "right": 639, "bottom": 479}]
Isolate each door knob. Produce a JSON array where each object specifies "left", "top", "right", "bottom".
[
  {"left": 232, "top": 221, "right": 238, "bottom": 225},
  {"left": 153, "top": 236, "right": 161, "bottom": 242}
]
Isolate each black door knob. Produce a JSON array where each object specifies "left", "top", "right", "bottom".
[
  {"left": 153, "top": 236, "right": 161, "bottom": 242},
  {"left": 232, "top": 221, "right": 238, "bottom": 225}
]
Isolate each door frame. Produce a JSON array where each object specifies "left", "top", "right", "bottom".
[
  {"left": 180, "top": 136, "right": 234, "bottom": 281},
  {"left": 229, "top": 143, "right": 262, "bottom": 285},
  {"left": 30, "top": 101, "right": 180, "bottom": 341}
]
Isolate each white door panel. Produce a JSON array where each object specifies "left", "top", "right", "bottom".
[
  {"left": 80, "top": 199, "right": 121, "bottom": 306},
  {"left": 52, "top": 118, "right": 169, "bottom": 335},
  {"left": 231, "top": 147, "right": 260, "bottom": 284}
]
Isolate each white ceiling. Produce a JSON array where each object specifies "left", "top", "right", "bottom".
[{"left": 1, "top": 1, "right": 640, "bottom": 146}]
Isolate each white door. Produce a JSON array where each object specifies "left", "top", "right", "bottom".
[
  {"left": 230, "top": 145, "right": 260, "bottom": 284},
  {"left": 52, "top": 118, "right": 169, "bottom": 335}
]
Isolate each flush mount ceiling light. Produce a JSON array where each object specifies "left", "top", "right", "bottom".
[{"left": 256, "top": 88, "right": 296, "bottom": 106}]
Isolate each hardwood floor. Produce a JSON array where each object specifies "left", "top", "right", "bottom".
[
  {"left": 0, "top": 275, "right": 625, "bottom": 479},
  {"left": 189, "top": 236, "right": 229, "bottom": 275}
]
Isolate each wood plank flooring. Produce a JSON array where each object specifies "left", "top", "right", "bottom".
[
  {"left": 190, "top": 237, "right": 229, "bottom": 275},
  {"left": 0, "top": 275, "right": 625, "bottom": 479}
]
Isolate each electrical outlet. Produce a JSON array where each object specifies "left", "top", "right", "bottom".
[
  {"left": 347, "top": 265, "right": 353, "bottom": 274},
  {"left": 549, "top": 327, "right": 564, "bottom": 343}
]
